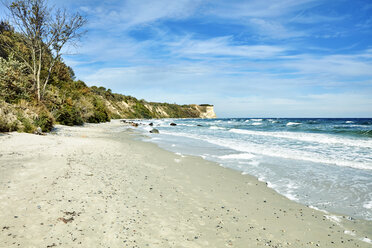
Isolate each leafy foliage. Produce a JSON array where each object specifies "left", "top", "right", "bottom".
[
  {"left": 56, "top": 104, "right": 84, "bottom": 126},
  {"left": 87, "top": 97, "right": 110, "bottom": 123},
  {"left": 33, "top": 110, "right": 54, "bottom": 132},
  {"left": 0, "top": 17, "right": 210, "bottom": 134},
  {"left": 0, "top": 54, "right": 31, "bottom": 103}
]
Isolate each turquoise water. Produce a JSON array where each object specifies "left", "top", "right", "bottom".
[{"left": 134, "top": 118, "right": 372, "bottom": 221}]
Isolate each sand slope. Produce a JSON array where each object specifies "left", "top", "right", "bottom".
[{"left": 0, "top": 121, "right": 371, "bottom": 247}]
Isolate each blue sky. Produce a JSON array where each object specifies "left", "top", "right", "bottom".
[{"left": 3, "top": 0, "right": 372, "bottom": 117}]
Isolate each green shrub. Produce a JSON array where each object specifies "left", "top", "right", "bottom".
[
  {"left": 33, "top": 111, "right": 54, "bottom": 132},
  {"left": 23, "top": 119, "right": 35, "bottom": 133},
  {"left": 132, "top": 102, "right": 152, "bottom": 119},
  {"left": 17, "top": 114, "right": 35, "bottom": 133},
  {"left": 0, "top": 118, "right": 9, "bottom": 132},
  {"left": 0, "top": 119, "right": 18, "bottom": 132},
  {"left": 56, "top": 105, "right": 84, "bottom": 126},
  {"left": 110, "top": 113, "right": 122, "bottom": 119},
  {"left": 87, "top": 97, "right": 110, "bottom": 123},
  {"left": 0, "top": 54, "right": 31, "bottom": 103}
]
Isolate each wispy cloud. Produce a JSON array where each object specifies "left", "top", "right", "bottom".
[
  {"left": 23, "top": 0, "right": 372, "bottom": 117},
  {"left": 249, "top": 18, "right": 308, "bottom": 39},
  {"left": 76, "top": 0, "right": 203, "bottom": 31},
  {"left": 208, "top": 0, "right": 321, "bottom": 19},
  {"left": 166, "top": 36, "right": 288, "bottom": 59}
]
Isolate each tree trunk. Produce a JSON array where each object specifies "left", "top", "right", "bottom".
[
  {"left": 37, "top": 45, "right": 42, "bottom": 102},
  {"left": 42, "top": 58, "right": 56, "bottom": 99}
]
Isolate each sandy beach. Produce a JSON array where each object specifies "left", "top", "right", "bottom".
[{"left": 0, "top": 120, "right": 371, "bottom": 248}]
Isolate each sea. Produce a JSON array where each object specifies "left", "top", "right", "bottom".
[{"left": 131, "top": 118, "right": 372, "bottom": 221}]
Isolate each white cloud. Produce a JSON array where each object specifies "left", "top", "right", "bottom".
[
  {"left": 167, "top": 36, "right": 287, "bottom": 58},
  {"left": 51, "top": 0, "right": 371, "bottom": 117},
  {"left": 77, "top": 0, "right": 203, "bottom": 31},
  {"left": 208, "top": 0, "right": 320, "bottom": 19},
  {"left": 249, "top": 18, "right": 308, "bottom": 39},
  {"left": 282, "top": 52, "right": 372, "bottom": 78}
]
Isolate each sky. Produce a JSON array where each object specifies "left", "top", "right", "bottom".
[{"left": 2, "top": 0, "right": 372, "bottom": 117}]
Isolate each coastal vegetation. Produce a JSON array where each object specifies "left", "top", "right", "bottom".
[{"left": 0, "top": 0, "right": 213, "bottom": 133}]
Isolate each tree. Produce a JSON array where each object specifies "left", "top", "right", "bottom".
[{"left": 1, "top": 0, "right": 86, "bottom": 101}]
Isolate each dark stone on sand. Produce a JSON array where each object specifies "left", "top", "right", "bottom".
[
  {"left": 34, "top": 127, "right": 43, "bottom": 135},
  {"left": 170, "top": 123, "right": 177, "bottom": 126},
  {"left": 150, "top": 128, "right": 159, "bottom": 134}
]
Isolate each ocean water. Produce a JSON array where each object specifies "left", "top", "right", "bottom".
[{"left": 133, "top": 118, "right": 372, "bottom": 221}]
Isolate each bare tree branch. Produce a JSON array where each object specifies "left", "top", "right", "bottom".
[{"left": 2, "top": 0, "right": 86, "bottom": 101}]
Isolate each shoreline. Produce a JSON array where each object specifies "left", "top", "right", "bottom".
[{"left": 0, "top": 120, "right": 371, "bottom": 247}]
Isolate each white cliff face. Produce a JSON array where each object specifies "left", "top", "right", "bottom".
[
  {"left": 101, "top": 99, "right": 216, "bottom": 119},
  {"left": 194, "top": 105, "right": 217, "bottom": 119}
]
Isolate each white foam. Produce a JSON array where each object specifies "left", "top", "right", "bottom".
[
  {"left": 219, "top": 153, "right": 256, "bottom": 160},
  {"left": 344, "top": 230, "right": 356, "bottom": 236},
  {"left": 309, "top": 205, "right": 329, "bottom": 214},
  {"left": 258, "top": 177, "right": 266, "bottom": 182},
  {"left": 266, "top": 181, "right": 277, "bottom": 188},
  {"left": 175, "top": 152, "right": 185, "bottom": 158},
  {"left": 177, "top": 123, "right": 195, "bottom": 127},
  {"left": 228, "top": 129, "right": 372, "bottom": 149},
  {"left": 251, "top": 122, "right": 262, "bottom": 126},
  {"left": 248, "top": 161, "right": 260, "bottom": 167},
  {"left": 210, "top": 126, "right": 224, "bottom": 130},
  {"left": 346, "top": 121, "right": 354, "bottom": 124},
  {"left": 324, "top": 215, "right": 342, "bottom": 225},
  {"left": 251, "top": 119, "right": 263, "bottom": 122},
  {"left": 363, "top": 201, "right": 372, "bottom": 209},
  {"left": 160, "top": 130, "right": 372, "bottom": 170},
  {"left": 284, "top": 192, "right": 298, "bottom": 201},
  {"left": 286, "top": 122, "right": 302, "bottom": 126},
  {"left": 143, "top": 126, "right": 153, "bottom": 131},
  {"left": 361, "top": 237, "right": 372, "bottom": 244}
]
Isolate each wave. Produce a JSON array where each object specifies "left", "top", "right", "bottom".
[
  {"left": 160, "top": 130, "right": 372, "bottom": 170},
  {"left": 333, "top": 129, "right": 372, "bottom": 138},
  {"left": 228, "top": 129, "right": 372, "bottom": 148},
  {"left": 286, "top": 122, "right": 302, "bottom": 126},
  {"left": 363, "top": 201, "right": 372, "bottom": 210},
  {"left": 219, "top": 153, "right": 256, "bottom": 160},
  {"left": 209, "top": 126, "right": 224, "bottom": 130},
  {"left": 306, "top": 120, "right": 319, "bottom": 124},
  {"left": 251, "top": 122, "right": 262, "bottom": 126}
]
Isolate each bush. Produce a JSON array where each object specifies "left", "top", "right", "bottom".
[
  {"left": 87, "top": 97, "right": 110, "bottom": 123},
  {"left": 0, "top": 118, "right": 19, "bottom": 132},
  {"left": 17, "top": 114, "right": 35, "bottom": 133},
  {"left": 56, "top": 104, "right": 84, "bottom": 126},
  {"left": 132, "top": 102, "right": 152, "bottom": 119},
  {"left": 33, "top": 111, "right": 54, "bottom": 132},
  {"left": 0, "top": 54, "right": 31, "bottom": 103}
]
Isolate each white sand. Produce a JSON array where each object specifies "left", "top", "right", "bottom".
[{"left": 0, "top": 120, "right": 371, "bottom": 247}]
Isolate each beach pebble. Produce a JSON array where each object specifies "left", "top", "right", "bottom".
[{"left": 149, "top": 129, "right": 159, "bottom": 134}]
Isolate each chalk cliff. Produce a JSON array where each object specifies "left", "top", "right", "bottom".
[
  {"left": 192, "top": 104, "right": 217, "bottom": 119},
  {"left": 104, "top": 98, "right": 217, "bottom": 119}
]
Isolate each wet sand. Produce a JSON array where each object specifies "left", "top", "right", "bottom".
[{"left": 0, "top": 120, "right": 371, "bottom": 247}]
